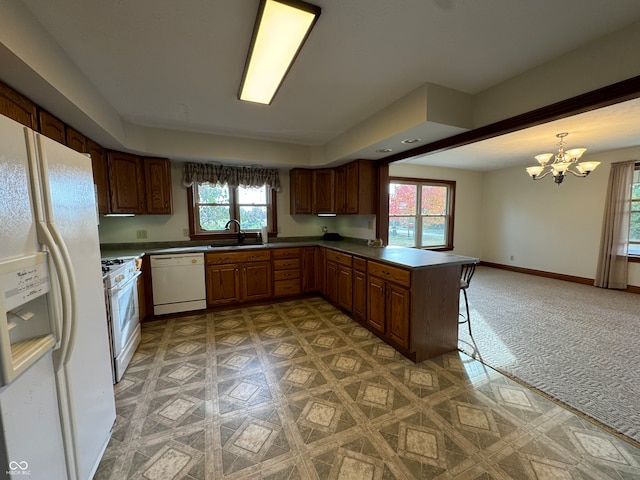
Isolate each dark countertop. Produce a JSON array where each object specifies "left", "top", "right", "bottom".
[{"left": 101, "top": 240, "right": 477, "bottom": 270}]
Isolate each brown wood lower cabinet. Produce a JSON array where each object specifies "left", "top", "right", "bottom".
[
  {"left": 352, "top": 256, "right": 367, "bottom": 323},
  {"left": 325, "top": 260, "right": 338, "bottom": 304},
  {"left": 200, "top": 245, "right": 462, "bottom": 363},
  {"left": 366, "top": 260, "right": 460, "bottom": 362},
  {"left": 385, "top": 282, "right": 410, "bottom": 349},
  {"left": 206, "top": 251, "right": 271, "bottom": 306},
  {"left": 242, "top": 262, "right": 272, "bottom": 301},
  {"left": 368, "top": 262, "right": 411, "bottom": 349},
  {"left": 301, "top": 247, "right": 317, "bottom": 292},
  {"left": 367, "top": 275, "right": 385, "bottom": 334},
  {"left": 337, "top": 264, "right": 353, "bottom": 312},
  {"left": 207, "top": 263, "right": 239, "bottom": 305},
  {"left": 316, "top": 247, "right": 326, "bottom": 295},
  {"left": 325, "top": 249, "right": 353, "bottom": 313},
  {"left": 137, "top": 271, "right": 147, "bottom": 322},
  {"left": 273, "top": 248, "right": 301, "bottom": 297}
]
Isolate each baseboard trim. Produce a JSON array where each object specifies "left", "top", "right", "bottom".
[{"left": 479, "top": 261, "right": 640, "bottom": 294}]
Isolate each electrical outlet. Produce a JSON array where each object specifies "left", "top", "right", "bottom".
[
  {"left": 136, "top": 230, "right": 147, "bottom": 239},
  {"left": 183, "top": 228, "right": 190, "bottom": 237},
  {"left": 510, "top": 255, "right": 514, "bottom": 261},
  {"left": 367, "top": 220, "right": 374, "bottom": 230}
]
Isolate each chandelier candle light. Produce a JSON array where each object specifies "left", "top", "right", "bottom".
[{"left": 525, "top": 133, "right": 600, "bottom": 184}]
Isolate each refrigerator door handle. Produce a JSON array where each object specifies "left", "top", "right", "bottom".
[
  {"left": 48, "top": 222, "right": 78, "bottom": 367},
  {"left": 36, "top": 222, "right": 72, "bottom": 359}
]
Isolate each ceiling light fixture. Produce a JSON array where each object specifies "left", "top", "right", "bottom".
[
  {"left": 376, "top": 148, "right": 393, "bottom": 153},
  {"left": 401, "top": 138, "right": 421, "bottom": 144},
  {"left": 525, "top": 133, "right": 600, "bottom": 185},
  {"left": 239, "top": 0, "right": 321, "bottom": 105}
]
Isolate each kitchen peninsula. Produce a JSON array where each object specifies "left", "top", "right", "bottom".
[{"left": 102, "top": 241, "right": 477, "bottom": 363}]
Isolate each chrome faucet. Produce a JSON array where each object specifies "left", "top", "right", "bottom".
[{"left": 225, "top": 219, "right": 245, "bottom": 244}]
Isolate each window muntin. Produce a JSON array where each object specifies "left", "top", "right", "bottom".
[
  {"left": 630, "top": 167, "right": 640, "bottom": 256},
  {"left": 388, "top": 179, "right": 454, "bottom": 249},
  {"left": 189, "top": 182, "right": 274, "bottom": 238}
]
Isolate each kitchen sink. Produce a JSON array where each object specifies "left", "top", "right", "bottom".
[{"left": 208, "top": 243, "right": 264, "bottom": 249}]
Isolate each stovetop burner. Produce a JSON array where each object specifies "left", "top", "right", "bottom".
[
  {"left": 101, "top": 258, "right": 127, "bottom": 274},
  {"left": 101, "top": 257, "right": 139, "bottom": 287},
  {"left": 101, "top": 259, "right": 125, "bottom": 266}
]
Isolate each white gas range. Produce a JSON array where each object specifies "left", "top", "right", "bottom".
[{"left": 101, "top": 257, "right": 141, "bottom": 383}]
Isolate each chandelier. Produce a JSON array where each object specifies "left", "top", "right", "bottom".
[{"left": 525, "top": 133, "right": 600, "bottom": 184}]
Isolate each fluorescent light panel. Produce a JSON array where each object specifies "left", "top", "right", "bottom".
[{"left": 239, "top": 0, "right": 321, "bottom": 105}]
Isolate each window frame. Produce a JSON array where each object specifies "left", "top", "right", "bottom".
[
  {"left": 388, "top": 177, "right": 456, "bottom": 251},
  {"left": 187, "top": 183, "right": 277, "bottom": 241},
  {"left": 629, "top": 163, "right": 640, "bottom": 262}
]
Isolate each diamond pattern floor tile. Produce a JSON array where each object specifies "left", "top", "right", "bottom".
[{"left": 95, "top": 297, "right": 640, "bottom": 480}]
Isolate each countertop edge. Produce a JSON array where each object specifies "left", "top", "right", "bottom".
[{"left": 101, "top": 241, "right": 478, "bottom": 270}]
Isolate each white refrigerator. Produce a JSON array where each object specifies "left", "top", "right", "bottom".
[{"left": 0, "top": 114, "right": 116, "bottom": 479}]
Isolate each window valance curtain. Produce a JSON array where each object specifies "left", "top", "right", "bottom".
[{"left": 183, "top": 162, "right": 281, "bottom": 191}]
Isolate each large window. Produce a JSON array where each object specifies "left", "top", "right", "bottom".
[
  {"left": 388, "top": 178, "right": 455, "bottom": 249},
  {"left": 630, "top": 166, "right": 640, "bottom": 256},
  {"left": 188, "top": 182, "right": 275, "bottom": 239}
]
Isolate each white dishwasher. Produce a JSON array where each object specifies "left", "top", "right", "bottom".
[{"left": 151, "top": 253, "right": 207, "bottom": 315}]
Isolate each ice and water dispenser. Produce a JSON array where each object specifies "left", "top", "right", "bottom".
[{"left": 0, "top": 252, "right": 57, "bottom": 386}]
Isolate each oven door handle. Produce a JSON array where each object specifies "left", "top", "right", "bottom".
[{"left": 111, "top": 271, "right": 141, "bottom": 295}]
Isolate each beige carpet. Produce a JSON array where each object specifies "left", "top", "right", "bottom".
[{"left": 458, "top": 266, "right": 640, "bottom": 445}]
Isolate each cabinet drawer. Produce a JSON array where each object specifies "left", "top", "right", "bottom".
[
  {"left": 367, "top": 261, "right": 411, "bottom": 287},
  {"left": 272, "top": 247, "right": 300, "bottom": 259},
  {"left": 353, "top": 256, "right": 367, "bottom": 272},
  {"left": 274, "top": 269, "right": 300, "bottom": 281},
  {"left": 273, "top": 258, "right": 300, "bottom": 270},
  {"left": 325, "top": 249, "right": 352, "bottom": 267},
  {"left": 273, "top": 279, "right": 301, "bottom": 297},
  {"left": 206, "top": 250, "right": 271, "bottom": 265}
]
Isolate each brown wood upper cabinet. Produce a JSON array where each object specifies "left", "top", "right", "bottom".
[
  {"left": 344, "top": 160, "right": 377, "bottom": 214},
  {"left": 0, "top": 82, "right": 38, "bottom": 129},
  {"left": 312, "top": 169, "right": 335, "bottom": 214},
  {"left": 107, "top": 152, "right": 172, "bottom": 215},
  {"left": 144, "top": 157, "right": 173, "bottom": 214},
  {"left": 107, "top": 151, "right": 146, "bottom": 214},
  {"left": 289, "top": 168, "right": 313, "bottom": 214},
  {"left": 334, "top": 166, "right": 346, "bottom": 214},
  {"left": 87, "top": 140, "right": 110, "bottom": 214},
  {"left": 38, "top": 110, "right": 66, "bottom": 144},
  {"left": 289, "top": 160, "right": 378, "bottom": 216},
  {"left": 65, "top": 127, "right": 87, "bottom": 153}
]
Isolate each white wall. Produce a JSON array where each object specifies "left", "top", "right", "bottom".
[
  {"left": 481, "top": 147, "right": 640, "bottom": 286},
  {"left": 388, "top": 163, "right": 485, "bottom": 258}
]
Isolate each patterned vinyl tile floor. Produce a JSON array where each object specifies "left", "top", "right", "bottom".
[{"left": 95, "top": 297, "right": 640, "bottom": 480}]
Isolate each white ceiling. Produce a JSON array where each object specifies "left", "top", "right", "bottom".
[{"left": 15, "top": 0, "right": 640, "bottom": 170}]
